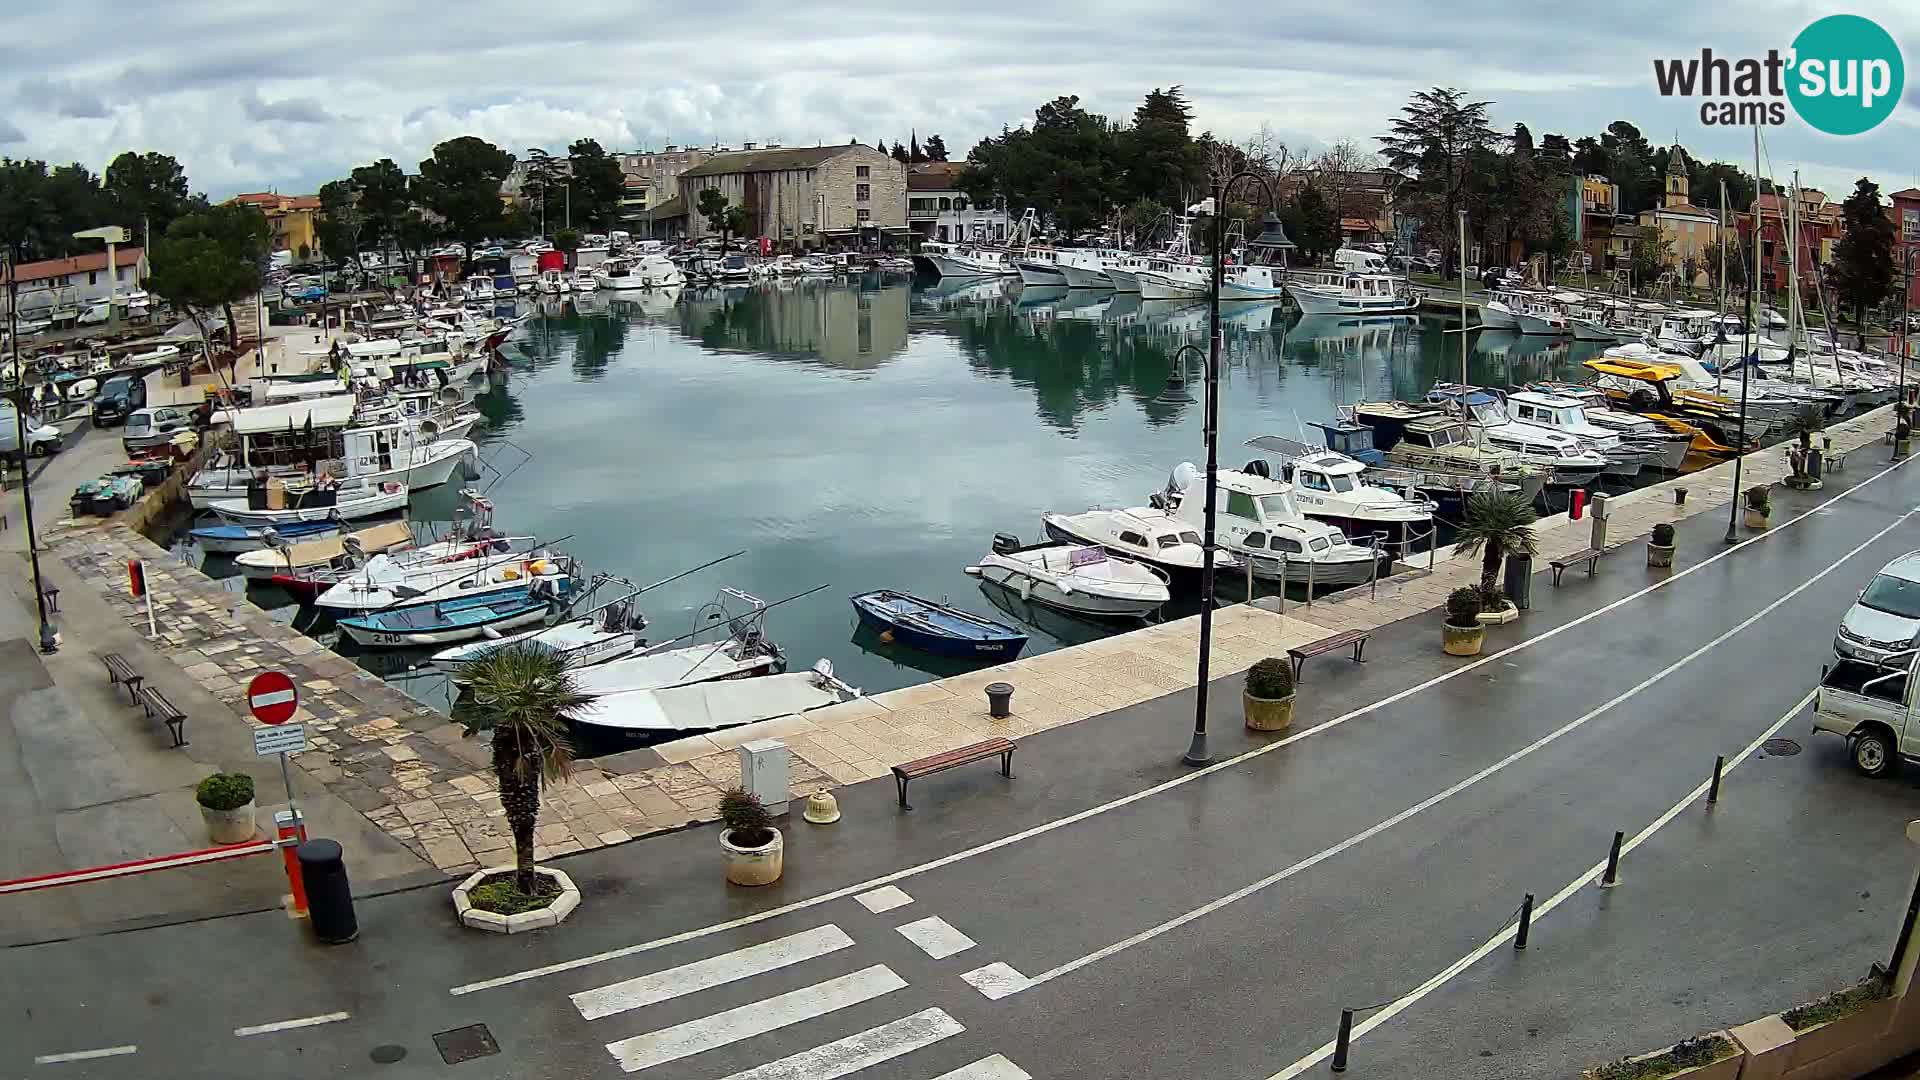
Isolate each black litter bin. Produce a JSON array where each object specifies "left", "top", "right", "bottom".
[
  {"left": 297, "top": 838, "right": 359, "bottom": 944},
  {"left": 1504, "top": 554, "right": 1534, "bottom": 611}
]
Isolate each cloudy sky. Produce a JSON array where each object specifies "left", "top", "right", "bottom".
[{"left": 4, "top": 1, "right": 1916, "bottom": 200}]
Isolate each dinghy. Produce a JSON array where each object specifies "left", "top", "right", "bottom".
[
  {"left": 189, "top": 518, "right": 340, "bottom": 555},
  {"left": 849, "top": 590, "right": 1028, "bottom": 659},
  {"left": 335, "top": 580, "right": 570, "bottom": 647}
]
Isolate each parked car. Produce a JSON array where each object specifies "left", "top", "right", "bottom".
[
  {"left": 121, "top": 405, "right": 191, "bottom": 453},
  {"left": 1833, "top": 551, "right": 1920, "bottom": 665},
  {"left": 1812, "top": 656, "right": 1920, "bottom": 776},
  {"left": 0, "top": 404, "right": 63, "bottom": 456},
  {"left": 91, "top": 372, "right": 148, "bottom": 426}
]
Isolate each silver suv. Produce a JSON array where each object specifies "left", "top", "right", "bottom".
[{"left": 1835, "top": 551, "right": 1920, "bottom": 666}]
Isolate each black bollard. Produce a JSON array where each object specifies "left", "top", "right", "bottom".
[
  {"left": 1707, "top": 755, "right": 1725, "bottom": 805},
  {"left": 1515, "top": 893, "right": 1535, "bottom": 951},
  {"left": 297, "top": 838, "right": 359, "bottom": 944},
  {"left": 1600, "top": 830, "right": 1624, "bottom": 889},
  {"left": 1331, "top": 1008, "right": 1355, "bottom": 1072},
  {"left": 985, "top": 682, "right": 1014, "bottom": 719}
]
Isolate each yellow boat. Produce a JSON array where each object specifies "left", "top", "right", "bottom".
[{"left": 1581, "top": 358, "right": 1747, "bottom": 471}]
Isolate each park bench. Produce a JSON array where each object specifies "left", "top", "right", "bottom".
[
  {"left": 135, "top": 685, "right": 188, "bottom": 748},
  {"left": 1549, "top": 548, "right": 1602, "bottom": 586},
  {"left": 101, "top": 653, "right": 144, "bottom": 703},
  {"left": 892, "top": 737, "right": 1015, "bottom": 810},
  {"left": 1287, "top": 629, "right": 1371, "bottom": 679},
  {"left": 1825, "top": 447, "right": 1851, "bottom": 472}
]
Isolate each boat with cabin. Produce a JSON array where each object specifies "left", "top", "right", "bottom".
[
  {"left": 1054, "top": 249, "right": 1114, "bottom": 289},
  {"left": 1346, "top": 403, "right": 1548, "bottom": 500},
  {"left": 1310, "top": 419, "right": 1524, "bottom": 514},
  {"left": 595, "top": 255, "right": 685, "bottom": 291},
  {"left": 188, "top": 395, "right": 475, "bottom": 509},
  {"left": 1424, "top": 385, "right": 1610, "bottom": 485},
  {"left": 1243, "top": 436, "right": 1434, "bottom": 549},
  {"left": 1287, "top": 271, "right": 1420, "bottom": 316},
  {"left": 1040, "top": 506, "right": 1238, "bottom": 578},
  {"left": 1153, "top": 463, "right": 1381, "bottom": 585}
]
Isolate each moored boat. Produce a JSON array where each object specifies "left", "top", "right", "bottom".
[
  {"left": 189, "top": 518, "right": 340, "bottom": 554},
  {"left": 335, "top": 583, "right": 566, "bottom": 648},
  {"left": 966, "top": 535, "right": 1170, "bottom": 619},
  {"left": 850, "top": 589, "right": 1028, "bottom": 659}
]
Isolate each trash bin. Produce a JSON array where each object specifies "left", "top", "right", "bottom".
[
  {"left": 297, "top": 838, "right": 358, "bottom": 944},
  {"left": 1504, "top": 554, "right": 1534, "bottom": 611}
]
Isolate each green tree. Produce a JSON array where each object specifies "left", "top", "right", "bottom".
[
  {"left": 1287, "top": 181, "right": 1339, "bottom": 263},
  {"left": 459, "top": 644, "right": 593, "bottom": 893},
  {"left": 349, "top": 158, "right": 410, "bottom": 254},
  {"left": 923, "top": 134, "right": 949, "bottom": 162},
  {"left": 0, "top": 158, "right": 54, "bottom": 259},
  {"left": 697, "top": 188, "right": 748, "bottom": 252},
  {"left": 1120, "top": 196, "right": 1163, "bottom": 246},
  {"left": 1830, "top": 177, "right": 1896, "bottom": 347},
  {"left": 166, "top": 203, "right": 271, "bottom": 344},
  {"left": 395, "top": 210, "right": 437, "bottom": 259},
  {"left": 313, "top": 179, "right": 364, "bottom": 263},
  {"left": 1119, "top": 86, "right": 1204, "bottom": 209},
  {"left": 103, "top": 151, "right": 192, "bottom": 245},
  {"left": 890, "top": 141, "right": 910, "bottom": 164},
  {"left": 413, "top": 136, "right": 513, "bottom": 250},
  {"left": 1378, "top": 87, "right": 1500, "bottom": 275},
  {"left": 568, "top": 139, "right": 627, "bottom": 232},
  {"left": 961, "top": 96, "right": 1122, "bottom": 237},
  {"left": 1452, "top": 491, "right": 1539, "bottom": 597},
  {"left": 147, "top": 236, "right": 244, "bottom": 354},
  {"left": 1600, "top": 121, "right": 1657, "bottom": 215},
  {"left": 909, "top": 133, "right": 926, "bottom": 164},
  {"left": 554, "top": 227, "right": 580, "bottom": 265},
  {"left": 1630, "top": 230, "right": 1673, "bottom": 289}
]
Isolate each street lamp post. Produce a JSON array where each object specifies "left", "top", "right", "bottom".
[
  {"left": 1184, "top": 169, "right": 1283, "bottom": 767},
  {"left": 4, "top": 244, "right": 58, "bottom": 652}
]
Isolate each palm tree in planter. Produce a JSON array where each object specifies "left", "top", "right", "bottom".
[
  {"left": 457, "top": 644, "right": 594, "bottom": 922},
  {"left": 1452, "top": 491, "right": 1538, "bottom": 619}
]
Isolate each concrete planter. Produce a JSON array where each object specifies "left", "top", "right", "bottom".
[
  {"left": 1442, "top": 622, "right": 1484, "bottom": 656},
  {"left": 452, "top": 866, "right": 581, "bottom": 934},
  {"left": 1582, "top": 1034, "right": 1741, "bottom": 1080},
  {"left": 1744, "top": 509, "right": 1771, "bottom": 530},
  {"left": 1243, "top": 689, "right": 1295, "bottom": 732},
  {"left": 1476, "top": 603, "right": 1518, "bottom": 625},
  {"left": 722, "top": 827, "right": 784, "bottom": 886},
  {"left": 200, "top": 800, "right": 257, "bottom": 845},
  {"left": 1647, "top": 542, "right": 1675, "bottom": 568},
  {"left": 1784, "top": 996, "right": 1900, "bottom": 1076}
]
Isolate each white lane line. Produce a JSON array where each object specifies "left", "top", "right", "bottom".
[
  {"left": 33, "top": 1046, "right": 138, "bottom": 1064},
  {"left": 1266, "top": 686, "right": 1817, "bottom": 1079},
  {"left": 932, "top": 1054, "right": 1035, "bottom": 1080},
  {"left": 605, "top": 964, "right": 906, "bottom": 1074},
  {"left": 960, "top": 962, "right": 1032, "bottom": 1000},
  {"left": 449, "top": 444, "right": 1913, "bottom": 997},
  {"left": 233, "top": 1011, "right": 352, "bottom": 1037},
  {"left": 1012, "top": 507, "right": 1917, "bottom": 994},
  {"left": 572, "top": 925, "right": 854, "bottom": 1021},
  {"left": 895, "top": 916, "right": 976, "bottom": 959},
  {"left": 715, "top": 1007, "right": 963, "bottom": 1080},
  {"left": 855, "top": 885, "right": 914, "bottom": 913}
]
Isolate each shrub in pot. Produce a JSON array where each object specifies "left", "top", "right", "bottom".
[
  {"left": 1442, "top": 587, "right": 1486, "bottom": 656},
  {"left": 719, "top": 787, "right": 783, "bottom": 886},
  {"left": 1243, "top": 657, "right": 1296, "bottom": 732},
  {"left": 196, "top": 772, "right": 257, "bottom": 844},
  {"left": 1742, "top": 484, "right": 1771, "bottom": 529},
  {"left": 1648, "top": 522, "right": 1676, "bottom": 568}
]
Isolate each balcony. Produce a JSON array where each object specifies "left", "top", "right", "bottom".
[{"left": 908, "top": 208, "right": 940, "bottom": 221}]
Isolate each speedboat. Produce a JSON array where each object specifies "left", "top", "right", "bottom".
[
  {"left": 570, "top": 269, "right": 599, "bottom": 292},
  {"left": 966, "top": 535, "right": 1170, "bottom": 619},
  {"left": 849, "top": 590, "right": 1028, "bottom": 659},
  {"left": 1513, "top": 385, "right": 1694, "bottom": 473},
  {"left": 1503, "top": 389, "right": 1664, "bottom": 477},
  {"left": 1155, "top": 463, "right": 1381, "bottom": 586},
  {"left": 209, "top": 480, "right": 409, "bottom": 526},
  {"left": 571, "top": 660, "right": 858, "bottom": 734},
  {"left": 315, "top": 548, "right": 571, "bottom": 612},
  {"left": 336, "top": 582, "right": 568, "bottom": 648},
  {"left": 1040, "top": 507, "right": 1238, "bottom": 577},
  {"left": 1424, "top": 386, "right": 1609, "bottom": 487},
  {"left": 189, "top": 518, "right": 341, "bottom": 555},
  {"left": 1243, "top": 436, "right": 1433, "bottom": 549},
  {"left": 430, "top": 590, "right": 645, "bottom": 678}
]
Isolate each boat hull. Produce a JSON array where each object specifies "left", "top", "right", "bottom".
[
  {"left": 1218, "top": 279, "right": 1289, "bottom": 301},
  {"left": 1057, "top": 263, "right": 1112, "bottom": 289},
  {"left": 1514, "top": 311, "right": 1565, "bottom": 335},
  {"left": 190, "top": 520, "right": 340, "bottom": 554},
  {"left": 211, "top": 487, "right": 409, "bottom": 525},
  {"left": 433, "top": 627, "right": 639, "bottom": 678},
  {"left": 1288, "top": 287, "right": 1417, "bottom": 316},
  {"left": 1104, "top": 268, "right": 1140, "bottom": 293},
  {"left": 849, "top": 595, "right": 1027, "bottom": 660},
  {"left": 1240, "top": 552, "right": 1378, "bottom": 586},
  {"left": 1041, "top": 517, "right": 1209, "bottom": 578},
  {"left": 189, "top": 439, "right": 474, "bottom": 509},
  {"left": 1478, "top": 302, "right": 1520, "bottom": 330},
  {"left": 971, "top": 564, "right": 1163, "bottom": 619},
  {"left": 1136, "top": 271, "right": 1207, "bottom": 301},
  {"left": 339, "top": 602, "right": 549, "bottom": 648},
  {"left": 1016, "top": 261, "right": 1068, "bottom": 287}
]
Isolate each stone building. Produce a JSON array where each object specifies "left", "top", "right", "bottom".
[
  {"left": 676, "top": 144, "right": 907, "bottom": 248},
  {"left": 1636, "top": 145, "right": 1720, "bottom": 282}
]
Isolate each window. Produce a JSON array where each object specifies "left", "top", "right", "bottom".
[
  {"left": 1179, "top": 531, "right": 1201, "bottom": 545},
  {"left": 803, "top": 223, "right": 815, "bottom": 234},
  {"left": 1257, "top": 493, "right": 1295, "bottom": 519},
  {"left": 1860, "top": 574, "right": 1920, "bottom": 619},
  {"left": 88, "top": 271, "right": 98, "bottom": 286},
  {"left": 939, "top": 197, "right": 952, "bottom": 211},
  {"left": 1243, "top": 532, "right": 1266, "bottom": 549},
  {"left": 1905, "top": 209, "right": 1920, "bottom": 243},
  {"left": 1118, "top": 531, "right": 1147, "bottom": 547},
  {"left": 1273, "top": 536, "right": 1305, "bottom": 554},
  {"left": 857, "top": 209, "right": 871, "bottom": 222},
  {"left": 856, "top": 165, "right": 870, "bottom": 178},
  {"left": 1225, "top": 491, "right": 1259, "bottom": 519},
  {"left": 1298, "top": 472, "right": 1330, "bottom": 492},
  {"left": 1156, "top": 535, "right": 1185, "bottom": 549},
  {"left": 856, "top": 184, "right": 870, "bottom": 202},
  {"left": 1328, "top": 474, "right": 1355, "bottom": 493},
  {"left": 1309, "top": 537, "right": 1331, "bottom": 553}
]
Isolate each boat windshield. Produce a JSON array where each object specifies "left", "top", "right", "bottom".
[
  {"left": 1156, "top": 533, "right": 1196, "bottom": 550},
  {"left": 1473, "top": 399, "right": 1512, "bottom": 424},
  {"left": 1327, "top": 474, "right": 1356, "bottom": 493},
  {"left": 1860, "top": 574, "right": 1920, "bottom": 619},
  {"left": 1308, "top": 536, "right": 1331, "bottom": 552},
  {"left": 1257, "top": 493, "right": 1296, "bottom": 519}
]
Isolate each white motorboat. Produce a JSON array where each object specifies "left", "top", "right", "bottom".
[
  {"left": 1478, "top": 290, "right": 1523, "bottom": 330},
  {"left": 1348, "top": 402, "right": 1549, "bottom": 500},
  {"left": 1055, "top": 249, "right": 1113, "bottom": 289},
  {"left": 916, "top": 242, "right": 1018, "bottom": 279},
  {"left": 190, "top": 396, "right": 475, "bottom": 508},
  {"left": 1156, "top": 463, "right": 1381, "bottom": 586},
  {"left": 316, "top": 548, "right": 572, "bottom": 612},
  {"left": 1513, "top": 295, "right": 1569, "bottom": 335},
  {"left": 537, "top": 269, "right": 571, "bottom": 295},
  {"left": 1425, "top": 386, "right": 1608, "bottom": 487},
  {"left": 571, "top": 660, "right": 858, "bottom": 734},
  {"left": 431, "top": 595, "right": 645, "bottom": 679},
  {"left": 1503, "top": 389, "right": 1663, "bottom": 476},
  {"left": 966, "top": 535, "right": 1170, "bottom": 619},
  {"left": 1242, "top": 437, "right": 1433, "bottom": 546},
  {"left": 1040, "top": 507, "right": 1239, "bottom": 577},
  {"left": 1287, "top": 271, "right": 1420, "bottom": 316},
  {"left": 1136, "top": 261, "right": 1210, "bottom": 300},
  {"left": 1015, "top": 247, "right": 1068, "bottom": 287},
  {"left": 570, "top": 269, "right": 599, "bottom": 292},
  {"left": 1518, "top": 383, "right": 1695, "bottom": 473},
  {"left": 595, "top": 255, "right": 685, "bottom": 291},
  {"left": 209, "top": 480, "right": 409, "bottom": 526},
  {"left": 466, "top": 278, "right": 496, "bottom": 303}
]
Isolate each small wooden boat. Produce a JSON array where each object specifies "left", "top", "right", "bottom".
[
  {"left": 335, "top": 583, "right": 564, "bottom": 647},
  {"left": 850, "top": 589, "right": 1028, "bottom": 659},
  {"left": 234, "top": 519, "right": 417, "bottom": 582},
  {"left": 189, "top": 518, "right": 340, "bottom": 554},
  {"left": 210, "top": 481, "right": 408, "bottom": 525}
]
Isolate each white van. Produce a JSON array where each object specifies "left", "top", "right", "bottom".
[
  {"left": 0, "top": 404, "right": 63, "bottom": 456},
  {"left": 1333, "top": 247, "right": 1388, "bottom": 273}
]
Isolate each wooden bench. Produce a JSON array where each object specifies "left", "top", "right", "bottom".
[
  {"left": 892, "top": 737, "right": 1015, "bottom": 810},
  {"left": 135, "top": 685, "right": 188, "bottom": 748},
  {"left": 1549, "top": 548, "right": 1602, "bottom": 585},
  {"left": 1825, "top": 448, "right": 1851, "bottom": 472},
  {"left": 1287, "top": 629, "right": 1371, "bottom": 679},
  {"left": 102, "top": 653, "right": 144, "bottom": 703}
]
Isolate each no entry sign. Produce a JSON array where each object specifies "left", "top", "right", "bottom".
[{"left": 247, "top": 671, "right": 299, "bottom": 725}]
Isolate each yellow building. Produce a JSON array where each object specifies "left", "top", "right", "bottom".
[
  {"left": 228, "top": 192, "right": 323, "bottom": 257},
  {"left": 1636, "top": 145, "right": 1719, "bottom": 283}
]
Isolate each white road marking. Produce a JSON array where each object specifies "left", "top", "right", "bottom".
[
  {"left": 714, "top": 1007, "right": 963, "bottom": 1080},
  {"left": 33, "top": 1046, "right": 138, "bottom": 1064},
  {"left": 931, "top": 1055, "right": 1034, "bottom": 1080},
  {"left": 572, "top": 925, "right": 854, "bottom": 1020},
  {"left": 605, "top": 964, "right": 907, "bottom": 1073},
  {"left": 1265, "top": 687, "right": 1817, "bottom": 1079},
  {"left": 233, "top": 1011, "right": 351, "bottom": 1036},
  {"left": 1012, "top": 507, "right": 1916, "bottom": 994},
  {"left": 855, "top": 885, "right": 914, "bottom": 913},
  {"left": 960, "top": 962, "right": 1032, "bottom": 1000},
  {"left": 448, "top": 446, "right": 1914, "bottom": 997},
  {"left": 895, "top": 916, "right": 976, "bottom": 959}
]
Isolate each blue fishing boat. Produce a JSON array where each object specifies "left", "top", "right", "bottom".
[
  {"left": 336, "top": 585, "right": 559, "bottom": 648},
  {"left": 850, "top": 590, "right": 1028, "bottom": 660},
  {"left": 189, "top": 518, "right": 341, "bottom": 554}
]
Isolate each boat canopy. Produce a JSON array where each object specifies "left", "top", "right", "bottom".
[
  {"left": 1583, "top": 358, "right": 1684, "bottom": 383},
  {"left": 216, "top": 394, "right": 357, "bottom": 434}
]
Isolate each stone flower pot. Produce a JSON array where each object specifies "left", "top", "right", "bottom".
[
  {"left": 1442, "top": 622, "right": 1485, "bottom": 656},
  {"left": 1647, "top": 542, "right": 1675, "bottom": 568},
  {"left": 722, "top": 827, "right": 784, "bottom": 886},
  {"left": 1476, "top": 603, "right": 1518, "bottom": 625},
  {"left": 1243, "top": 689, "right": 1295, "bottom": 732},
  {"left": 452, "top": 866, "right": 581, "bottom": 934},
  {"left": 201, "top": 800, "right": 257, "bottom": 845},
  {"left": 1743, "top": 508, "right": 1770, "bottom": 530}
]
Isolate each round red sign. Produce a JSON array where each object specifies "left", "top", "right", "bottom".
[{"left": 247, "top": 671, "right": 299, "bottom": 725}]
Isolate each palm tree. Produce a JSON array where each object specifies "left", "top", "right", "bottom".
[
  {"left": 459, "top": 645, "right": 594, "bottom": 893},
  {"left": 1452, "top": 491, "right": 1540, "bottom": 597}
]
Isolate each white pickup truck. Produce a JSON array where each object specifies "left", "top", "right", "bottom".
[{"left": 1811, "top": 653, "right": 1920, "bottom": 776}]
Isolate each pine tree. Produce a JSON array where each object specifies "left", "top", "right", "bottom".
[
  {"left": 909, "top": 131, "right": 926, "bottom": 164},
  {"left": 923, "top": 134, "right": 949, "bottom": 162},
  {"left": 890, "top": 141, "right": 910, "bottom": 164},
  {"left": 1831, "top": 177, "right": 1896, "bottom": 348}
]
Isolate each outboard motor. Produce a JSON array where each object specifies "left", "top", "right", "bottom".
[
  {"left": 1244, "top": 459, "right": 1271, "bottom": 479},
  {"left": 991, "top": 532, "right": 1022, "bottom": 556}
]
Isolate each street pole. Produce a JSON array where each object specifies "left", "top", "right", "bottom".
[
  {"left": 5, "top": 245, "right": 57, "bottom": 653},
  {"left": 1901, "top": 250, "right": 1913, "bottom": 407},
  {"left": 1186, "top": 175, "right": 1226, "bottom": 767},
  {"left": 1726, "top": 125, "right": 1760, "bottom": 545}
]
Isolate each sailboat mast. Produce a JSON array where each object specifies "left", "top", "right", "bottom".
[
  {"left": 1717, "top": 180, "right": 1729, "bottom": 391},
  {"left": 1458, "top": 209, "right": 1468, "bottom": 389}
]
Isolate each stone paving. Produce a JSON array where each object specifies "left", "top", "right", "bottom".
[{"left": 40, "top": 402, "right": 1900, "bottom": 879}]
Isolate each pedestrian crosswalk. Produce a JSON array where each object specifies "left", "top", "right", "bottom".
[{"left": 568, "top": 907, "right": 1033, "bottom": 1078}]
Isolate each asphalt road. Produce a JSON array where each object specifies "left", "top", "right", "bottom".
[{"left": 7, "top": 450, "right": 1920, "bottom": 1079}]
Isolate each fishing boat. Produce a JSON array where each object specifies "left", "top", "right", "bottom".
[
  {"left": 1310, "top": 419, "right": 1522, "bottom": 515},
  {"left": 189, "top": 396, "right": 475, "bottom": 509},
  {"left": 1347, "top": 402, "right": 1549, "bottom": 500},
  {"left": 1287, "top": 272, "right": 1420, "bottom": 316},
  {"left": 188, "top": 518, "right": 340, "bottom": 555},
  {"left": 849, "top": 590, "right": 1028, "bottom": 659},
  {"left": 335, "top": 582, "right": 567, "bottom": 648},
  {"left": 1040, "top": 507, "right": 1237, "bottom": 577},
  {"left": 570, "top": 660, "right": 859, "bottom": 734},
  {"left": 1154, "top": 463, "right": 1381, "bottom": 586},
  {"left": 209, "top": 480, "right": 408, "bottom": 526},
  {"left": 966, "top": 535, "right": 1170, "bottom": 619},
  {"left": 235, "top": 519, "right": 417, "bottom": 582},
  {"left": 315, "top": 548, "right": 570, "bottom": 612},
  {"left": 431, "top": 592, "right": 645, "bottom": 678},
  {"left": 1015, "top": 246, "right": 1068, "bottom": 287},
  {"left": 916, "top": 242, "right": 1018, "bottom": 279},
  {"left": 1054, "top": 249, "right": 1113, "bottom": 289},
  {"left": 1242, "top": 436, "right": 1433, "bottom": 549}
]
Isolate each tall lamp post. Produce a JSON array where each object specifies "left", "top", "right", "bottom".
[
  {"left": 1182, "top": 169, "right": 1285, "bottom": 767},
  {"left": 4, "top": 243, "right": 58, "bottom": 652},
  {"left": 1900, "top": 248, "right": 1914, "bottom": 408},
  {"left": 1726, "top": 127, "right": 1762, "bottom": 545}
]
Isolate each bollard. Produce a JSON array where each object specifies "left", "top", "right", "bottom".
[
  {"left": 1707, "top": 755, "right": 1725, "bottom": 805},
  {"left": 1515, "top": 893, "right": 1535, "bottom": 950},
  {"left": 297, "top": 839, "right": 358, "bottom": 944},
  {"left": 986, "top": 682, "right": 1014, "bottom": 719},
  {"left": 1600, "top": 830, "right": 1624, "bottom": 888},
  {"left": 1330, "top": 1008, "right": 1355, "bottom": 1072},
  {"left": 1675, "top": 486, "right": 1688, "bottom": 507},
  {"left": 275, "top": 809, "right": 309, "bottom": 917}
]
